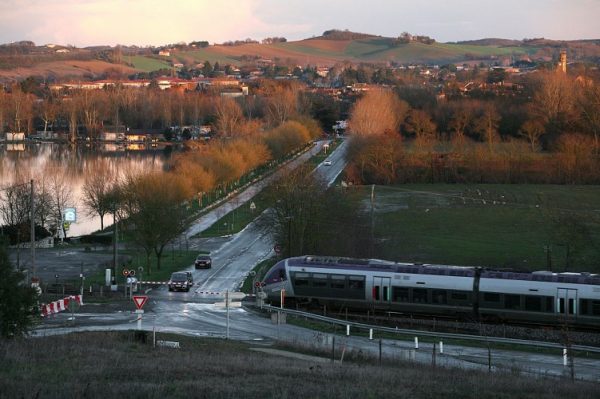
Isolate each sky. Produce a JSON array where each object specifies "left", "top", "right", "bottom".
[{"left": 0, "top": 0, "right": 599, "bottom": 47}]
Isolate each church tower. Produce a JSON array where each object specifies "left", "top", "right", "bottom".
[{"left": 558, "top": 50, "right": 567, "bottom": 74}]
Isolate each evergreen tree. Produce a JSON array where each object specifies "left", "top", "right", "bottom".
[{"left": 0, "top": 241, "right": 38, "bottom": 338}]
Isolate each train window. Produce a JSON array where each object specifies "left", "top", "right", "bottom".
[
  {"left": 451, "top": 291, "right": 469, "bottom": 301},
  {"left": 293, "top": 272, "right": 309, "bottom": 287},
  {"left": 412, "top": 288, "right": 428, "bottom": 303},
  {"left": 392, "top": 287, "right": 410, "bottom": 302},
  {"left": 432, "top": 289, "right": 447, "bottom": 304},
  {"left": 312, "top": 273, "right": 328, "bottom": 288},
  {"left": 580, "top": 299, "right": 589, "bottom": 315},
  {"left": 525, "top": 296, "right": 542, "bottom": 312},
  {"left": 543, "top": 297, "right": 554, "bottom": 313},
  {"left": 505, "top": 295, "right": 521, "bottom": 310},
  {"left": 331, "top": 275, "right": 346, "bottom": 289},
  {"left": 592, "top": 301, "right": 600, "bottom": 316},
  {"left": 483, "top": 293, "right": 500, "bottom": 302},
  {"left": 349, "top": 276, "right": 365, "bottom": 290}
]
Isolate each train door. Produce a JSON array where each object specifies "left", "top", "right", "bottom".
[
  {"left": 372, "top": 276, "right": 391, "bottom": 304},
  {"left": 556, "top": 288, "right": 578, "bottom": 318}
]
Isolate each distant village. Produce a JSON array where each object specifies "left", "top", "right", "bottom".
[{"left": 0, "top": 38, "right": 597, "bottom": 151}]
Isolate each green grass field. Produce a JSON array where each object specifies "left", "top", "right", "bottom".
[
  {"left": 357, "top": 184, "right": 600, "bottom": 271},
  {"left": 127, "top": 55, "right": 171, "bottom": 72}
]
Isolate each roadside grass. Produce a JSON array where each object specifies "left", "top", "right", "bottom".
[
  {"left": 2, "top": 332, "right": 597, "bottom": 398},
  {"left": 199, "top": 189, "right": 272, "bottom": 238},
  {"left": 352, "top": 184, "right": 600, "bottom": 271}
]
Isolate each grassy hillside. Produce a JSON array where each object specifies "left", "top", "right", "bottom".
[
  {"left": 127, "top": 55, "right": 171, "bottom": 72},
  {"left": 126, "top": 37, "right": 536, "bottom": 72},
  {"left": 358, "top": 184, "right": 600, "bottom": 271}
]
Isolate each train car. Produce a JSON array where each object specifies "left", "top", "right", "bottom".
[{"left": 261, "top": 256, "right": 600, "bottom": 327}]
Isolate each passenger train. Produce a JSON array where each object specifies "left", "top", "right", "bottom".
[{"left": 262, "top": 256, "right": 600, "bottom": 327}]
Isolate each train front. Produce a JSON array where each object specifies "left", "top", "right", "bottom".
[{"left": 261, "top": 259, "right": 290, "bottom": 304}]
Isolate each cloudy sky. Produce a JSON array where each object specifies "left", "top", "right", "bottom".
[{"left": 1, "top": 0, "right": 599, "bottom": 46}]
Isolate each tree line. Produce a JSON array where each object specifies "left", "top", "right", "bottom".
[{"left": 344, "top": 71, "right": 600, "bottom": 185}]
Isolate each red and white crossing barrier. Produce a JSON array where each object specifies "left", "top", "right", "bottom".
[{"left": 41, "top": 295, "right": 84, "bottom": 317}]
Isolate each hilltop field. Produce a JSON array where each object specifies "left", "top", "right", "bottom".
[{"left": 2, "top": 31, "right": 600, "bottom": 80}]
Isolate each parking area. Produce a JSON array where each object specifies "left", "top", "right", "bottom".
[{"left": 8, "top": 247, "right": 115, "bottom": 284}]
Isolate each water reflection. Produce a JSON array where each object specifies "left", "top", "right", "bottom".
[{"left": 0, "top": 142, "right": 173, "bottom": 237}]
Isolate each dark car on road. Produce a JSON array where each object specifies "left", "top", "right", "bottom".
[
  {"left": 195, "top": 254, "right": 212, "bottom": 269},
  {"left": 168, "top": 272, "right": 193, "bottom": 292}
]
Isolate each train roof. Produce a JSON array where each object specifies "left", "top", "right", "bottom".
[{"left": 290, "top": 256, "right": 600, "bottom": 286}]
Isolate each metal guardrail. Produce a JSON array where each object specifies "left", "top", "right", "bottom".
[{"left": 261, "top": 305, "right": 600, "bottom": 353}]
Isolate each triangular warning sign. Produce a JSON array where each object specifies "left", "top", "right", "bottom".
[{"left": 133, "top": 295, "right": 148, "bottom": 310}]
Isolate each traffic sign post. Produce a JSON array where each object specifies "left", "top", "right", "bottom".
[
  {"left": 133, "top": 295, "right": 148, "bottom": 310},
  {"left": 133, "top": 295, "right": 148, "bottom": 330}
]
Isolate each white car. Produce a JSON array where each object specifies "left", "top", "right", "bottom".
[{"left": 323, "top": 160, "right": 332, "bottom": 166}]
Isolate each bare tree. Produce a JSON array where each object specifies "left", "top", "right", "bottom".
[
  {"left": 404, "top": 109, "right": 437, "bottom": 139},
  {"left": 34, "top": 178, "right": 53, "bottom": 231},
  {"left": 577, "top": 83, "right": 600, "bottom": 153},
  {"left": 532, "top": 71, "right": 575, "bottom": 134},
  {"left": 348, "top": 89, "right": 408, "bottom": 136},
  {"left": 214, "top": 97, "right": 244, "bottom": 137},
  {"left": 36, "top": 97, "right": 59, "bottom": 137},
  {"left": 0, "top": 89, "right": 7, "bottom": 133},
  {"left": 46, "top": 168, "right": 74, "bottom": 239},
  {"left": 121, "top": 172, "right": 188, "bottom": 275},
  {"left": 519, "top": 119, "right": 545, "bottom": 151},
  {"left": 475, "top": 103, "right": 500, "bottom": 151},
  {"left": 264, "top": 84, "right": 299, "bottom": 127},
  {"left": 0, "top": 177, "right": 31, "bottom": 268},
  {"left": 9, "top": 85, "right": 33, "bottom": 133},
  {"left": 81, "top": 162, "right": 115, "bottom": 231}
]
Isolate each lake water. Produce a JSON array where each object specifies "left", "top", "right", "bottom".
[{"left": 0, "top": 142, "right": 172, "bottom": 237}]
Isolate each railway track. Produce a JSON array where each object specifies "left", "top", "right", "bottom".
[{"left": 287, "top": 304, "right": 600, "bottom": 347}]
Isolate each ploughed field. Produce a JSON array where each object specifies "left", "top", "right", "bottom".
[
  {"left": 359, "top": 184, "right": 600, "bottom": 271},
  {"left": 1, "top": 332, "right": 598, "bottom": 399}
]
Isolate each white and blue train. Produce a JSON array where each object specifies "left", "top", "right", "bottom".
[{"left": 262, "top": 256, "right": 600, "bottom": 327}]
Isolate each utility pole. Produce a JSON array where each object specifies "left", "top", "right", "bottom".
[
  {"left": 112, "top": 208, "right": 117, "bottom": 282},
  {"left": 30, "top": 179, "right": 35, "bottom": 280},
  {"left": 544, "top": 245, "right": 552, "bottom": 271},
  {"left": 370, "top": 184, "right": 375, "bottom": 257},
  {"left": 287, "top": 216, "right": 292, "bottom": 258}
]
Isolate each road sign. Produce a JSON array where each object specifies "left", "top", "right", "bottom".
[
  {"left": 64, "top": 207, "right": 77, "bottom": 222},
  {"left": 274, "top": 244, "right": 281, "bottom": 254},
  {"left": 133, "top": 295, "right": 148, "bottom": 310},
  {"left": 122, "top": 268, "right": 130, "bottom": 276}
]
